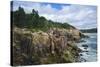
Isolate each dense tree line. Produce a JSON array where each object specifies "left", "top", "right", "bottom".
[
  {"left": 11, "top": 7, "right": 75, "bottom": 31},
  {"left": 80, "top": 28, "right": 97, "bottom": 33}
]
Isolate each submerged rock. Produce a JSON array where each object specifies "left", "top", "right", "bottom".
[
  {"left": 82, "top": 44, "right": 88, "bottom": 48},
  {"left": 79, "top": 54, "right": 83, "bottom": 56}
]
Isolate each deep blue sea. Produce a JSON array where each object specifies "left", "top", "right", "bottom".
[{"left": 77, "top": 33, "right": 97, "bottom": 62}]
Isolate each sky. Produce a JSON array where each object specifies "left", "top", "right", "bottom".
[{"left": 12, "top": 1, "right": 97, "bottom": 29}]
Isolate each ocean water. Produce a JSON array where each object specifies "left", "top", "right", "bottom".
[{"left": 77, "top": 33, "right": 97, "bottom": 62}]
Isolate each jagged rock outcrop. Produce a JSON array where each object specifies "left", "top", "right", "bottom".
[{"left": 12, "top": 27, "right": 82, "bottom": 65}]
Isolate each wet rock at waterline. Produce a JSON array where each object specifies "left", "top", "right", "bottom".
[{"left": 82, "top": 44, "right": 88, "bottom": 48}]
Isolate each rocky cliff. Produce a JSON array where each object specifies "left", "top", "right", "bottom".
[{"left": 12, "top": 27, "right": 83, "bottom": 65}]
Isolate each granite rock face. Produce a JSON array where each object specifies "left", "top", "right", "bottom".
[{"left": 12, "top": 27, "right": 83, "bottom": 65}]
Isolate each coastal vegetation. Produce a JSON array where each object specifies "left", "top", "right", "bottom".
[
  {"left": 11, "top": 7, "right": 86, "bottom": 66},
  {"left": 80, "top": 28, "right": 97, "bottom": 33}
]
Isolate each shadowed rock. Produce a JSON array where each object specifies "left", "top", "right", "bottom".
[{"left": 82, "top": 44, "right": 88, "bottom": 48}]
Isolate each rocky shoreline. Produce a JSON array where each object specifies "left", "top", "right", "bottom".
[{"left": 12, "top": 27, "right": 86, "bottom": 66}]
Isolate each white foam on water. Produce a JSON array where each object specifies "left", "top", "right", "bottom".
[{"left": 77, "top": 33, "right": 97, "bottom": 62}]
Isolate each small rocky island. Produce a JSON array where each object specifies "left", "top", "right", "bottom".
[{"left": 11, "top": 7, "right": 87, "bottom": 66}]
